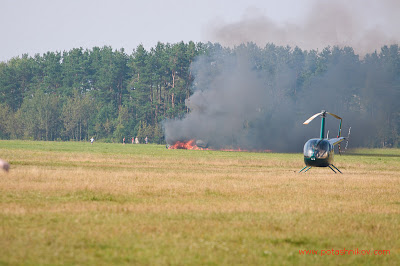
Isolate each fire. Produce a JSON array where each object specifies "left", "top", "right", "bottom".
[
  {"left": 168, "top": 139, "right": 271, "bottom": 152},
  {"left": 168, "top": 140, "right": 204, "bottom": 150}
]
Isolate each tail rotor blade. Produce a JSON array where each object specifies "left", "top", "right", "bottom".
[
  {"left": 303, "top": 112, "right": 323, "bottom": 124},
  {"left": 345, "top": 127, "right": 351, "bottom": 150}
]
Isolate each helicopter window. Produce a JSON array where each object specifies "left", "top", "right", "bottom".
[
  {"left": 317, "top": 141, "right": 329, "bottom": 151},
  {"left": 315, "top": 141, "right": 329, "bottom": 158},
  {"left": 303, "top": 139, "right": 330, "bottom": 159},
  {"left": 304, "top": 139, "right": 318, "bottom": 157}
]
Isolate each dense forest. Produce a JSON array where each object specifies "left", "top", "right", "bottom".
[{"left": 0, "top": 42, "right": 399, "bottom": 148}]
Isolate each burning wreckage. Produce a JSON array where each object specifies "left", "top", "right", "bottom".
[
  {"left": 167, "top": 138, "right": 271, "bottom": 152},
  {"left": 163, "top": 51, "right": 283, "bottom": 153},
  {"left": 168, "top": 139, "right": 208, "bottom": 150}
]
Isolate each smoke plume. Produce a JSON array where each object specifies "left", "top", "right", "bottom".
[
  {"left": 163, "top": 44, "right": 384, "bottom": 152},
  {"left": 163, "top": 1, "right": 398, "bottom": 152},
  {"left": 164, "top": 49, "right": 314, "bottom": 152},
  {"left": 208, "top": 0, "right": 400, "bottom": 55}
]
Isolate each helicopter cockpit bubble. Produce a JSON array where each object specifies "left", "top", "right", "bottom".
[
  {"left": 299, "top": 110, "right": 346, "bottom": 173},
  {"left": 304, "top": 139, "right": 317, "bottom": 157},
  {"left": 303, "top": 139, "right": 331, "bottom": 159}
]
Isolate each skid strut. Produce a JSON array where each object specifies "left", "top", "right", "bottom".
[
  {"left": 328, "top": 165, "right": 337, "bottom": 173},
  {"left": 330, "top": 164, "right": 342, "bottom": 174},
  {"left": 299, "top": 165, "right": 342, "bottom": 174},
  {"left": 299, "top": 166, "right": 312, "bottom": 173}
]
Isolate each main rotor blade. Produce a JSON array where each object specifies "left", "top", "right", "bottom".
[
  {"left": 326, "top": 112, "right": 342, "bottom": 120},
  {"left": 303, "top": 112, "right": 323, "bottom": 124}
]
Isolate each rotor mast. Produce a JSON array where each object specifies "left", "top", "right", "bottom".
[{"left": 320, "top": 111, "right": 326, "bottom": 139}]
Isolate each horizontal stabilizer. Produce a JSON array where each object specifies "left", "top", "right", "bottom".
[{"left": 328, "top": 137, "right": 345, "bottom": 146}]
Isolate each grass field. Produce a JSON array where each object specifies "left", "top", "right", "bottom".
[{"left": 0, "top": 140, "right": 399, "bottom": 265}]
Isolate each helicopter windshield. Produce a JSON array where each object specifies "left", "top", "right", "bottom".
[{"left": 303, "top": 139, "right": 330, "bottom": 159}]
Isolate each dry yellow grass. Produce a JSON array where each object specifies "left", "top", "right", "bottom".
[{"left": 0, "top": 141, "right": 399, "bottom": 265}]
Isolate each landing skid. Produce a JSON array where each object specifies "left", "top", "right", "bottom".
[
  {"left": 329, "top": 164, "right": 342, "bottom": 174},
  {"left": 299, "top": 164, "right": 342, "bottom": 174},
  {"left": 299, "top": 166, "right": 312, "bottom": 173}
]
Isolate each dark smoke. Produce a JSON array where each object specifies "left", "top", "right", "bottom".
[
  {"left": 164, "top": 48, "right": 314, "bottom": 152},
  {"left": 163, "top": 1, "right": 399, "bottom": 152},
  {"left": 163, "top": 44, "right": 385, "bottom": 152},
  {"left": 207, "top": 0, "right": 400, "bottom": 56},
  {"left": 165, "top": 51, "right": 271, "bottom": 150}
]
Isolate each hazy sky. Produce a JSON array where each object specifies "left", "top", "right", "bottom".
[
  {"left": 1, "top": 0, "right": 399, "bottom": 62},
  {"left": 0, "top": 0, "right": 309, "bottom": 61}
]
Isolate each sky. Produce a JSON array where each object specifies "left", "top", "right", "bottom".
[{"left": 1, "top": 0, "right": 399, "bottom": 62}]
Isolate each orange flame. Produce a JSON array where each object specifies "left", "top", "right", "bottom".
[
  {"left": 168, "top": 140, "right": 205, "bottom": 150},
  {"left": 168, "top": 139, "right": 271, "bottom": 152}
]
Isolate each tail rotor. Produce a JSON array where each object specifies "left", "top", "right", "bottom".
[
  {"left": 337, "top": 119, "right": 342, "bottom": 155},
  {"left": 345, "top": 127, "right": 351, "bottom": 150},
  {"left": 339, "top": 126, "right": 351, "bottom": 155}
]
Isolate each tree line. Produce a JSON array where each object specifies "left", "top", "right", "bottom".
[
  {"left": 0, "top": 42, "right": 206, "bottom": 143},
  {"left": 0, "top": 42, "right": 399, "bottom": 147}
]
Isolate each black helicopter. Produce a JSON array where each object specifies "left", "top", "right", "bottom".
[{"left": 299, "top": 110, "right": 350, "bottom": 174}]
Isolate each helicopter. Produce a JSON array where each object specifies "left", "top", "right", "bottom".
[{"left": 299, "top": 110, "right": 350, "bottom": 174}]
